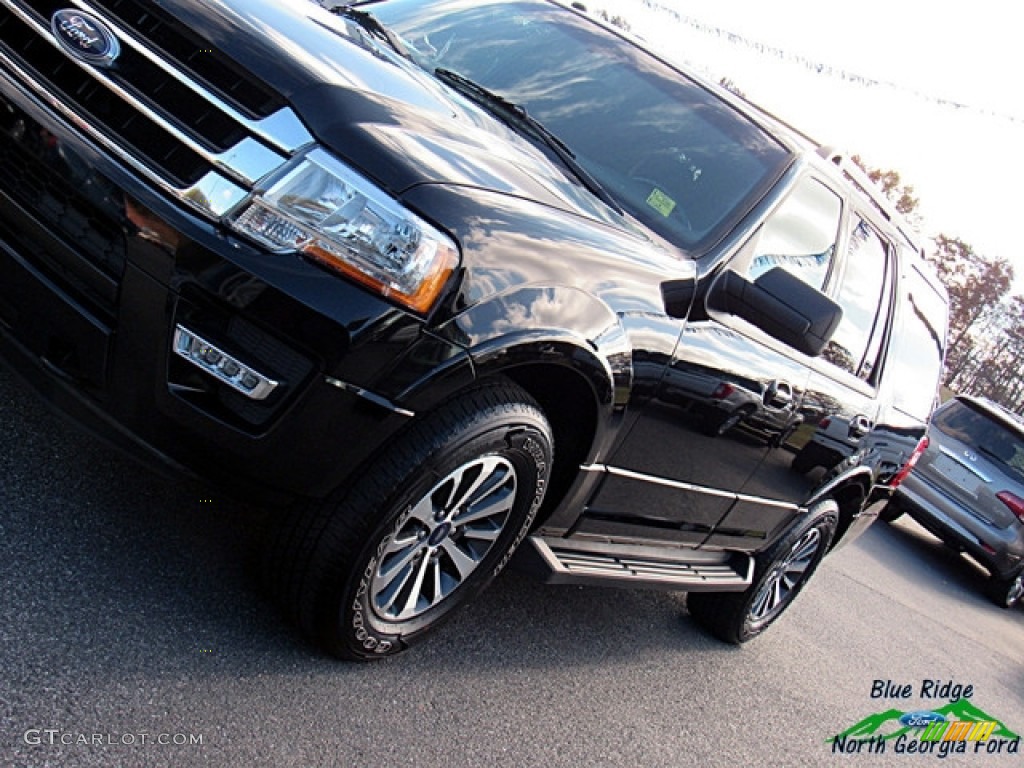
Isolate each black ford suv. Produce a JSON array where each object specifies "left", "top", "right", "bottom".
[{"left": 0, "top": 0, "right": 948, "bottom": 659}]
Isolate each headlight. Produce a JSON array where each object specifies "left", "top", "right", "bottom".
[{"left": 230, "top": 148, "right": 458, "bottom": 313}]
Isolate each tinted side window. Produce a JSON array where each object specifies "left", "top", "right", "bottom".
[
  {"left": 747, "top": 177, "right": 841, "bottom": 290},
  {"left": 823, "top": 217, "right": 889, "bottom": 378},
  {"left": 886, "top": 264, "right": 948, "bottom": 421}
]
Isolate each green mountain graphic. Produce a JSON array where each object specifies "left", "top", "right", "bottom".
[{"left": 830, "top": 698, "right": 1020, "bottom": 742}]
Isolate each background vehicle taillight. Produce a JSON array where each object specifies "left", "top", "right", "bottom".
[
  {"left": 890, "top": 435, "right": 929, "bottom": 488},
  {"left": 818, "top": 416, "right": 832, "bottom": 429},
  {"left": 711, "top": 382, "right": 735, "bottom": 399},
  {"left": 996, "top": 491, "right": 1024, "bottom": 523}
]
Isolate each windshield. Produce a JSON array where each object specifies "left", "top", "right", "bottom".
[{"left": 370, "top": 0, "right": 790, "bottom": 253}]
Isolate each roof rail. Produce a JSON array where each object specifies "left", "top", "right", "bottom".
[{"left": 816, "top": 146, "right": 921, "bottom": 252}]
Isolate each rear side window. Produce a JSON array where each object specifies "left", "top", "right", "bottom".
[{"left": 885, "top": 263, "right": 947, "bottom": 421}]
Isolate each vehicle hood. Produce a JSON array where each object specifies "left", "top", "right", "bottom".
[{"left": 158, "top": 0, "right": 617, "bottom": 222}]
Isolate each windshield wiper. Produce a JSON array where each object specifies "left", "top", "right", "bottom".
[
  {"left": 434, "top": 68, "right": 622, "bottom": 214},
  {"left": 320, "top": 3, "right": 412, "bottom": 60}
]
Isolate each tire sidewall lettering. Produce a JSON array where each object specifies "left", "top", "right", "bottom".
[{"left": 344, "top": 423, "right": 551, "bottom": 657}]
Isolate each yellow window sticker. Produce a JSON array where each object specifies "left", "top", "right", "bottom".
[{"left": 646, "top": 188, "right": 676, "bottom": 218}]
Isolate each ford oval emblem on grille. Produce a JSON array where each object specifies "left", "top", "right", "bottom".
[{"left": 51, "top": 9, "right": 120, "bottom": 68}]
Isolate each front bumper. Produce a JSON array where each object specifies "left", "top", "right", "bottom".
[{"left": 0, "top": 78, "right": 456, "bottom": 502}]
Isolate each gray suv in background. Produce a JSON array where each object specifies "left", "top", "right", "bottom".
[{"left": 884, "top": 396, "right": 1024, "bottom": 609}]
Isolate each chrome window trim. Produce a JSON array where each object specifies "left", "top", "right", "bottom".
[{"left": 938, "top": 444, "right": 993, "bottom": 483}]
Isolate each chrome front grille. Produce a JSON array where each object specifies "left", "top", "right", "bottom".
[
  {"left": 0, "top": 0, "right": 312, "bottom": 218},
  {"left": 86, "top": 0, "right": 286, "bottom": 119}
]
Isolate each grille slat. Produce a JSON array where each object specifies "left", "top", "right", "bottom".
[
  {"left": 0, "top": 94, "right": 125, "bottom": 315},
  {"left": 0, "top": 0, "right": 311, "bottom": 220},
  {"left": 94, "top": 0, "right": 285, "bottom": 118}
]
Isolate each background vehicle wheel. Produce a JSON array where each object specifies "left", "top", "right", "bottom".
[
  {"left": 705, "top": 406, "right": 752, "bottom": 437},
  {"left": 687, "top": 501, "right": 838, "bottom": 643},
  {"left": 266, "top": 380, "right": 553, "bottom": 660},
  {"left": 878, "top": 502, "right": 904, "bottom": 523},
  {"left": 986, "top": 568, "right": 1024, "bottom": 609}
]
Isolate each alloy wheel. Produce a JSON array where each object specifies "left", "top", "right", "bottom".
[
  {"left": 749, "top": 527, "right": 822, "bottom": 625},
  {"left": 370, "top": 455, "right": 518, "bottom": 622}
]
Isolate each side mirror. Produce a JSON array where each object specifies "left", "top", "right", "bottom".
[
  {"left": 765, "top": 380, "right": 792, "bottom": 409},
  {"left": 710, "top": 267, "right": 843, "bottom": 357}
]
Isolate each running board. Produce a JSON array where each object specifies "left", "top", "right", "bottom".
[{"left": 514, "top": 536, "right": 753, "bottom": 592}]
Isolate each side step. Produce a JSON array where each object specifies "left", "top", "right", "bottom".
[{"left": 514, "top": 536, "right": 753, "bottom": 592}]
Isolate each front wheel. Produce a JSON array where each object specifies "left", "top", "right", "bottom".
[
  {"left": 267, "top": 380, "right": 553, "bottom": 660},
  {"left": 687, "top": 501, "right": 838, "bottom": 643}
]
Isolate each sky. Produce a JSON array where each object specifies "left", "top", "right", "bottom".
[{"left": 602, "top": 0, "right": 1024, "bottom": 285}]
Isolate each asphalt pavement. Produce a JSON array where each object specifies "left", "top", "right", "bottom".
[{"left": 1, "top": 365, "right": 1022, "bottom": 767}]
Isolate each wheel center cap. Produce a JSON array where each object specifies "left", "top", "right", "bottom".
[{"left": 428, "top": 522, "right": 452, "bottom": 547}]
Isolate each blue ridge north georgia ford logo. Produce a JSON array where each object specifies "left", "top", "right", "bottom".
[{"left": 50, "top": 9, "right": 121, "bottom": 67}]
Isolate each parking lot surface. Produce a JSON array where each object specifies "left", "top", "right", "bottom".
[{"left": 1, "top": 367, "right": 1021, "bottom": 767}]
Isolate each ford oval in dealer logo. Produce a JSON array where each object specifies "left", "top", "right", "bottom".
[
  {"left": 50, "top": 9, "right": 120, "bottom": 68},
  {"left": 898, "top": 710, "right": 946, "bottom": 728}
]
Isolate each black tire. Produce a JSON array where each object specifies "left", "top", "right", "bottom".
[
  {"left": 705, "top": 407, "right": 752, "bottom": 437},
  {"left": 986, "top": 568, "right": 1024, "bottom": 610},
  {"left": 687, "top": 501, "right": 838, "bottom": 643},
  {"left": 266, "top": 380, "right": 553, "bottom": 660},
  {"left": 878, "top": 502, "right": 904, "bottom": 523}
]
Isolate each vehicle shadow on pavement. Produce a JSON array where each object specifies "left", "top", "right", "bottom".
[
  {"left": 865, "top": 517, "right": 996, "bottom": 601},
  {"left": 0, "top": 368, "right": 725, "bottom": 692}
]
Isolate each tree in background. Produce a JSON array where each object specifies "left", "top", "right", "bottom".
[
  {"left": 595, "top": 9, "right": 631, "bottom": 31},
  {"left": 927, "top": 234, "right": 1014, "bottom": 378},
  {"left": 854, "top": 159, "right": 1020, "bottom": 412},
  {"left": 852, "top": 155, "right": 921, "bottom": 229}
]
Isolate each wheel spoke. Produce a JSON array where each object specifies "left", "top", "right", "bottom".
[
  {"left": 378, "top": 536, "right": 427, "bottom": 581},
  {"left": 780, "top": 571, "right": 801, "bottom": 591},
  {"left": 406, "top": 492, "right": 440, "bottom": 526},
  {"left": 369, "top": 452, "right": 523, "bottom": 623},
  {"left": 460, "top": 522, "right": 502, "bottom": 543},
  {"left": 768, "top": 577, "right": 782, "bottom": 612},
  {"left": 397, "top": 553, "right": 433, "bottom": 620},
  {"left": 454, "top": 484, "right": 515, "bottom": 528},
  {"left": 450, "top": 457, "right": 511, "bottom": 512},
  {"left": 374, "top": 555, "right": 418, "bottom": 615},
  {"left": 751, "top": 577, "right": 775, "bottom": 619},
  {"left": 791, "top": 531, "right": 820, "bottom": 563},
  {"left": 439, "top": 538, "right": 481, "bottom": 581}
]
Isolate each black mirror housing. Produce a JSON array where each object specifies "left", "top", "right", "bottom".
[{"left": 711, "top": 267, "right": 843, "bottom": 356}]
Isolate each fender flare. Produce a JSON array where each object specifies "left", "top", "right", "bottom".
[
  {"left": 805, "top": 463, "right": 875, "bottom": 547},
  {"left": 394, "top": 286, "right": 632, "bottom": 461},
  {"left": 455, "top": 283, "right": 627, "bottom": 389}
]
